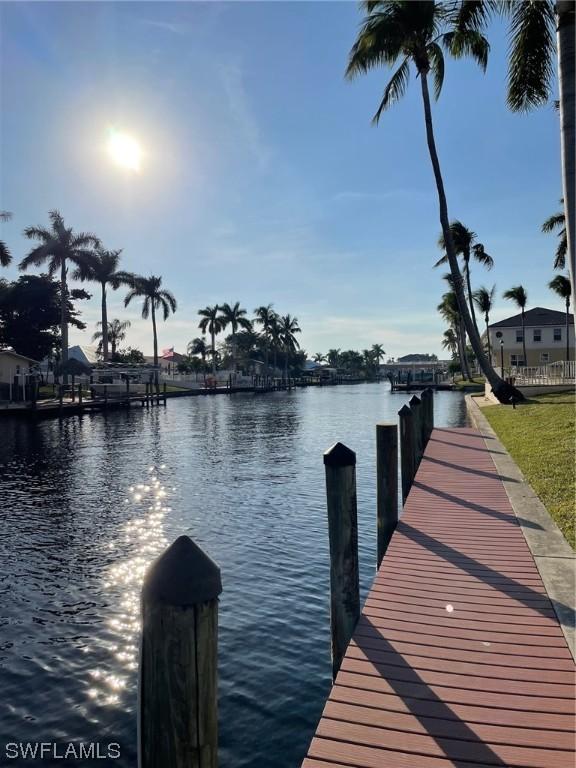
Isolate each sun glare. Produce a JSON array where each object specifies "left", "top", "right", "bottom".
[{"left": 106, "top": 130, "right": 142, "bottom": 172}]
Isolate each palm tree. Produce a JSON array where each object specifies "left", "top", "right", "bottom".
[
  {"left": 458, "top": 1, "right": 575, "bottom": 299},
  {"left": 198, "top": 305, "right": 224, "bottom": 377},
  {"left": 254, "top": 304, "right": 277, "bottom": 377},
  {"left": 124, "top": 276, "right": 177, "bottom": 368},
  {"left": 92, "top": 319, "right": 131, "bottom": 359},
  {"left": 442, "top": 328, "right": 458, "bottom": 357},
  {"left": 313, "top": 352, "right": 326, "bottom": 363},
  {"left": 278, "top": 314, "right": 301, "bottom": 381},
  {"left": 19, "top": 210, "right": 99, "bottom": 367},
  {"left": 346, "top": 2, "right": 514, "bottom": 402},
  {"left": 436, "top": 221, "right": 493, "bottom": 335},
  {"left": 327, "top": 349, "right": 341, "bottom": 368},
  {"left": 503, "top": 285, "right": 528, "bottom": 367},
  {"left": 473, "top": 285, "right": 496, "bottom": 362},
  {"left": 438, "top": 289, "right": 471, "bottom": 380},
  {"left": 371, "top": 343, "right": 386, "bottom": 367},
  {"left": 548, "top": 274, "right": 572, "bottom": 362},
  {"left": 0, "top": 212, "right": 12, "bottom": 267},
  {"left": 542, "top": 202, "right": 567, "bottom": 270},
  {"left": 74, "top": 248, "right": 133, "bottom": 360},
  {"left": 218, "top": 302, "right": 252, "bottom": 371}
]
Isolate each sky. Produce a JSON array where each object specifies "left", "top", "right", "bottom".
[{"left": 0, "top": 1, "right": 565, "bottom": 360}]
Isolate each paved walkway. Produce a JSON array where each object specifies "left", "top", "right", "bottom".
[{"left": 304, "top": 427, "right": 575, "bottom": 768}]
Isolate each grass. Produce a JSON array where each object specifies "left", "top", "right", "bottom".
[
  {"left": 453, "top": 376, "right": 485, "bottom": 391},
  {"left": 482, "top": 391, "right": 575, "bottom": 549}
]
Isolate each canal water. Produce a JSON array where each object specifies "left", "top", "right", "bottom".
[{"left": 0, "top": 384, "right": 468, "bottom": 767}]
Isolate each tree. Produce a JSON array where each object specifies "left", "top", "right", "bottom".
[
  {"left": 346, "top": 1, "right": 518, "bottom": 402},
  {"left": 198, "top": 306, "right": 224, "bottom": 377},
  {"left": 124, "top": 275, "right": 177, "bottom": 368},
  {"left": 92, "top": 318, "right": 131, "bottom": 360},
  {"left": 313, "top": 352, "right": 326, "bottom": 363},
  {"left": 278, "top": 314, "right": 301, "bottom": 380},
  {"left": 436, "top": 220, "right": 493, "bottom": 335},
  {"left": 74, "top": 248, "right": 133, "bottom": 360},
  {"left": 438, "top": 289, "right": 471, "bottom": 380},
  {"left": 548, "top": 274, "right": 572, "bottom": 362},
  {"left": 503, "top": 285, "right": 528, "bottom": 366},
  {"left": 219, "top": 302, "right": 252, "bottom": 371},
  {"left": 442, "top": 327, "right": 459, "bottom": 357},
  {"left": 473, "top": 285, "right": 496, "bottom": 361},
  {"left": 458, "top": 1, "right": 575, "bottom": 300},
  {"left": 0, "top": 211, "right": 12, "bottom": 267},
  {"left": 187, "top": 336, "right": 209, "bottom": 374},
  {"left": 371, "top": 343, "right": 386, "bottom": 367},
  {"left": 542, "top": 202, "right": 567, "bottom": 270},
  {"left": 19, "top": 210, "right": 99, "bottom": 368},
  {"left": 115, "top": 347, "right": 145, "bottom": 364},
  {"left": 327, "top": 349, "right": 341, "bottom": 367},
  {"left": 254, "top": 304, "right": 277, "bottom": 377}
]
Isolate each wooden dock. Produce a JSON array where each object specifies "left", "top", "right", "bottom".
[{"left": 304, "top": 426, "right": 575, "bottom": 768}]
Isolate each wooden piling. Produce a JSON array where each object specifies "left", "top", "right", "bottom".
[
  {"left": 409, "top": 395, "right": 423, "bottom": 466},
  {"left": 139, "top": 535, "right": 222, "bottom": 768},
  {"left": 104, "top": 385, "right": 108, "bottom": 408},
  {"left": 376, "top": 423, "right": 398, "bottom": 568},
  {"left": 421, "top": 387, "right": 434, "bottom": 445},
  {"left": 324, "top": 442, "right": 360, "bottom": 681},
  {"left": 399, "top": 404, "right": 416, "bottom": 503},
  {"left": 163, "top": 382, "right": 167, "bottom": 406},
  {"left": 78, "top": 385, "right": 83, "bottom": 406},
  {"left": 58, "top": 385, "right": 63, "bottom": 413}
]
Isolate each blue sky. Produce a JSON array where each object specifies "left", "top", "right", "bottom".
[{"left": 0, "top": 1, "right": 565, "bottom": 359}]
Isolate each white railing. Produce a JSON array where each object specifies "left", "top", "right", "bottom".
[{"left": 509, "top": 361, "right": 575, "bottom": 385}]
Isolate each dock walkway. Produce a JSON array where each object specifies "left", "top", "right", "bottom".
[{"left": 304, "top": 427, "right": 575, "bottom": 768}]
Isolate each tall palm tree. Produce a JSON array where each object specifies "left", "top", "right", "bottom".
[
  {"left": 473, "top": 285, "right": 496, "bottom": 362},
  {"left": 124, "top": 276, "right": 177, "bottom": 368},
  {"left": 218, "top": 302, "right": 252, "bottom": 371},
  {"left": 542, "top": 202, "right": 567, "bottom": 270},
  {"left": 327, "top": 349, "right": 341, "bottom": 368},
  {"left": 457, "top": 0, "right": 575, "bottom": 299},
  {"left": 548, "top": 274, "right": 572, "bottom": 362},
  {"left": 346, "top": 2, "right": 515, "bottom": 402},
  {"left": 254, "top": 304, "right": 277, "bottom": 377},
  {"left": 371, "top": 343, "right": 386, "bottom": 366},
  {"left": 74, "top": 248, "right": 133, "bottom": 361},
  {"left": 278, "top": 314, "right": 301, "bottom": 381},
  {"left": 92, "top": 319, "right": 131, "bottom": 359},
  {"left": 19, "top": 210, "right": 99, "bottom": 367},
  {"left": 438, "top": 289, "right": 471, "bottom": 380},
  {"left": 436, "top": 221, "right": 493, "bottom": 335},
  {"left": 187, "top": 337, "right": 209, "bottom": 368},
  {"left": 313, "top": 352, "right": 326, "bottom": 363},
  {"left": 0, "top": 212, "right": 12, "bottom": 267},
  {"left": 503, "top": 285, "right": 528, "bottom": 366},
  {"left": 442, "top": 328, "right": 459, "bottom": 357},
  {"left": 198, "top": 305, "right": 224, "bottom": 377}
]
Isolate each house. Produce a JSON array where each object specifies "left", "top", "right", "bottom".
[
  {"left": 144, "top": 350, "right": 185, "bottom": 374},
  {"left": 0, "top": 349, "right": 39, "bottom": 402},
  {"left": 488, "top": 307, "right": 574, "bottom": 367},
  {"left": 68, "top": 345, "right": 99, "bottom": 366}
]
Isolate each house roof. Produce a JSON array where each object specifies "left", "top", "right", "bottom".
[
  {"left": 68, "top": 345, "right": 99, "bottom": 365},
  {"left": 0, "top": 348, "right": 39, "bottom": 364},
  {"left": 489, "top": 307, "right": 574, "bottom": 329}
]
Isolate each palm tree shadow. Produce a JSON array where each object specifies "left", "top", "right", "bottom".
[
  {"left": 411, "top": 481, "right": 544, "bottom": 532},
  {"left": 430, "top": 436, "right": 506, "bottom": 455},
  {"left": 349, "top": 617, "right": 508, "bottom": 765},
  {"left": 423, "top": 454, "right": 519, "bottom": 483}
]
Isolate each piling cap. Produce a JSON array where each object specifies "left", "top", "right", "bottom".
[
  {"left": 324, "top": 441, "right": 356, "bottom": 467},
  {"left": 398, "top": 404, "right": 412, "bottom": 418},
  {"left": 409, "top": 395, "right": 421, "bottom": 407},
  {"left": 143, "top": 535, "right": 222, "bottom": 607}
]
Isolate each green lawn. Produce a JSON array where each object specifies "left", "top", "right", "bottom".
[
  {"left": 454, "top": 376, "right": 485, "bottom": 391},
  {"left": 483, "top": 391, "right": 575, "bottom": 549}
]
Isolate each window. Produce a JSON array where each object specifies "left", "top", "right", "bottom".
[
  {"left": 533, "top": 329, "right": 541, "bottom": 342},
  {"left": 510, "top": 354, "right": 525, "bottom": 367},
  {"left": 540, "top": 353, "right": 550, "bottom": 363},
  {"left": 554, "top": 328, "right": 562, "bottom": 341},
  {"left": 516, "top": 330, "right": 523, "bottom": 342}
]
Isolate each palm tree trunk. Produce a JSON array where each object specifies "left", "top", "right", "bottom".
[
  {"left": 232, "top": 330, "right": 237, "bottom": 372},
  {"left": 566, "top": 296, "right": 570, "bottom": 363},
  {"left": 557, "top": 1, "right": 575, "bottom": 300},
  {"left": 485, "top": 314, "right": 491, "bottom": 362},
  {"left": 211, "top": 329, "right": 216, "bottom": 377},
  {"left": 419, "top": 73, "right": 517, "bottom": 402},
  {"left": 101, "top": 282, "right": 109, "bottom": 361},
  {"left": 151, "top": 304, "right": 159, "bottom": 393},
  {"left": 521, "top": 309, "right": 527, "bottom": 366},
  {"left": 465, "top": 262, "right": 480, "bottom": 337},
  {"left": 458, "top": 319, "right": 472, "bottom": 380},
  {"left": 60, "top": 259, "right": 69, "bottom": 367}
]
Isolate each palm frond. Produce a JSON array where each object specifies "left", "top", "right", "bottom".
[
  {"left": 160, "top": 289, "right": 177, "bottom": 314},
  {"left": 472, "top": 243, "right": 494, "bottom": 269},
  {"left": 554, "top": 235, "right": 567, "bottom": 270},
  {"left": 23, "top": 225, "right": 52, "bottom": 242},
  {"left": 442, "top": 28, "right": 489, "bottom": 72},
  {"left": 507, "top": 0, "right": 555, "bottom": 111},
  {"left": 541, "top": 212, "right": 565, "bottom": 232},
  {"left": 0, "top": 241, "right": 11, "bottom": 267},
  {"left": 19, "top": 245, "right": 55, "bottom": 271},
  {"left": 434, "top": 252, "right": 449, "bottom": 268},
  {"left": 372, "top": 57, "right": 410, "bottom": 123},
  {"left": 427, "top": 42, "right": 445, "bottom": 100},
  {"left": 124, "top": 287, "right": 141, "bottom": 307}
]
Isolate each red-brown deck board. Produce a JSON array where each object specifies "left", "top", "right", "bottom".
[{"left": 303, "top": 427, "right": 576, "bottom": 768}]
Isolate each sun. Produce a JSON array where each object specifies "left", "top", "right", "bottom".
[{"left": 106, "top": 129, "right": 142, "bottom": 172}]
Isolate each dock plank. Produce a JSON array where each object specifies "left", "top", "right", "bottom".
[{"left": 303, "top": 427, "right": 576, "bottom": 767}]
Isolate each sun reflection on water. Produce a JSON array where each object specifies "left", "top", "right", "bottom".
[{"left": 89, "top": 466, "right": 171, "bottom": 708}]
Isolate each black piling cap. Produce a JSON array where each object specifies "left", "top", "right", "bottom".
[
  {"left": 409, "top": 395, "right": 421, "bottom": 407},
  {"left": 143, "top": 535, "right": 222, "bottom": 607},
  {"left": 398, "top": 404, "right": 412, "bottom": 418},
  {"left": 324, "top": 442, "right": 356, "bottom": 467}
]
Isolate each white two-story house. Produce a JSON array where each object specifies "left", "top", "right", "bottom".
[{"left": 488, "top": 307, "right": 574, "bottom": 367}]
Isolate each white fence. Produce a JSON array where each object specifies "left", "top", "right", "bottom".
[{"left": 509, "top": 360, "right": 575, "bottom": 385}]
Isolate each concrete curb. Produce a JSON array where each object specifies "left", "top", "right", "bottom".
[{"left": 465, "top": 395, "right": 575, "bottom": 659}]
